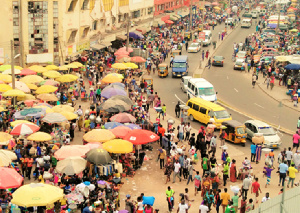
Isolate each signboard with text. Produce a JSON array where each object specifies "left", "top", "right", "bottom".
[{"left": 198, "top": 32, "right": 205, "bottom": 41}]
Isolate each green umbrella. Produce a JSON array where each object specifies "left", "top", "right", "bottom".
[
  {"left": 20, "top": 108, "right": 42, "bottom": 116},
  {"left": 86, "top": 148, "right": 113, "bottom": 165}
]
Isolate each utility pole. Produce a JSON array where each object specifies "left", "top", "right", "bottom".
[
  {"left": 10, "top": 40, "right": 16, "bottom": 90},
  {"left": 126, "top": 15, "right": 130, "bottom": 52}
]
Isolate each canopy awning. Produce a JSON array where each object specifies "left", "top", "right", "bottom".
[
  {"left": 161, "top": 15, "right": 170, "bottom": 22},
  {"left": 116, "top": 35, "right": 127, "bottom": 40},
  {"left": 90, "top": 42, "right": 112, "bottom": 50},
  {"left": 153, "top": 20, "right": 165, "bottom": 27}
]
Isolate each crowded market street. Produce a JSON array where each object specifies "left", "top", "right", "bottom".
[{"left": 0, "top": 0, "right": 300, "bottom": 213}]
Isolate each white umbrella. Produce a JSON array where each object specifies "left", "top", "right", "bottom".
[
  {"left": 3, "top": 69, "right": 21, "bottom": 75},
  {"left": 9, "top": 81, "right": 30, "bottom": 93},
  {"left": 56, "top": 157, "right": 87, "bottom": 175},
  {"left": 42, "top": 113, "right": 67, "bottom": 123},
  {"left": 0, "top": 149, "right": 17, "bottom": 161}
]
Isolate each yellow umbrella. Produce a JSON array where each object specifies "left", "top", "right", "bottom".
[
  {"left": 59, "top": 111, "right": 78, "bottom": 120},
  {"left": 66, "top": 64, "right": 78, "bottom": 69},
  {"left": 0, "top": 132, "right": 12, "bottom": 145},
  {"left": 46, "top": 65, "right": 59, "bottom": 71},
  {"left": 103, "top": 139, "right": 133, "bottom": 154},
  {"left": 0, "top": 74, "right": 12, "bottom": 83},
  {"left": 0, "top": 84, "right": 12, "bottom": 92},
  {"left": 35, "top": 85, "right": 58, "bottom": 94},
  {"left": 33, "top": 106, "right": 54, "bottom": 114},
  {"left": 111, "top": 63, "right": 128, "bottom": 70},
  {"left": 101, "top": 75, "right": 122, "bottom": 84},
  {"left": 0, "top": 65, "right": 23, "bottom": 72},
  {"left": 106, "top": 73, "right": 124, "bottom": 79},
  {"left": 56, "top": 74, "right": 78, "bottom": 83},
  {"left": 27, "top": 131, "right": 52, "bottom": 142},
  {"left": 36, "top": 93, "right": 58, "bottom": 102},
  {"left": 26, "top": 83, "right": 38, "bottom": 90},
  {"left": 58, "top": 65, "right": 69, "bottom": 71},
  {"left": 20, "top": 75, "right": 44, "bottom": 84},
  {"left": 124, "top": 62, "right": 138, "bottom": 69},
  {"left": 214, "top": 6, "right": 221, "bottom": 10},
  {"left": 0, "top": 106, "right": 7, "bottom": 112},
  {"left": 11, "top": 183, "right": 64, "bottom": 207},
  {"left": 3, "top": 89, "right": 25, "bottom": 97},
  {"left": 71, "top": 62, "right": 84, "bottom": 67},
  {"left": 52, "top": 105, "right": 74, "bottom": 113},
  {"left": 10, "top": 120, "right": 33, "bottom": 127},
  {"left": 28, "top": 65, "right": 47, "bottom": 73},
  {"left": 83, "top": 129, "right": 116, "bottom": 143},
  {"left": 43, "top": 70, "right": 62, "bottom": 78},
  {"left": 17, "top": 94, "right": 36, "bottom": 101}
]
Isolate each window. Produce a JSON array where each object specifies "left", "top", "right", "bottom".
[
  {"left": 68, "top": 30, "right": 77, "bottom": 43},
  {"left": 81, "top": 27, "right": 89, "bottom": 39},
  {"left": 92, "top": 20, "right": 97, "bottom": 30},
  {"left": 188, "top": 82, "right": 191, "bottom": 88},
  {"left": 191, "top": 85, "right": 195, "bottom": 92},
  {"left": 133, "top": 10, "right": 140, "bottom": 18},
  {"left": 187, "top": 101, "right": 193, "bottom": 108},
  {"left": 119, "top": 0, "right": 129, "bottom": 6},
  {"left": 68, "top": 0, "right": 78, "bottom": 12},
  {"left": 148, "top": 7, "right": 153, "bottom": 15},
  {"left": 200, "top": 107, "right": 207, "bottom": 114},
  {"left": 103, "top": 0, "right": 114, "bottom": 11},
  {"left": 81, "top": 0, "right": 89, "bottom": 10},
  {"left": 193, "top": 104, "right": 199, "bottom": 111}
]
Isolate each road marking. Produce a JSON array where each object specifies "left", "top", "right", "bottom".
[
  {"left": 175, "top": 94, "right": 185, "bottom": 104},
  {"left": 254, "top": 103, "right": 264, "bottom": 109},
  {"left": 234, "top": 88, "right": 238, "bottom": 92}
]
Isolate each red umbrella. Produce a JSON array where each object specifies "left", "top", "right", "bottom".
[
  {"left": 24, "top": 99, "right": 38, "bottom": 107},
  {"left": 212, "top": 2, "right": 219, "bottom": 6},
  {"left": 10, "top": 123, "right": 40, "bottom": 135},
  {"left": 110, "top": 126, "right": 132, "bottom": 138},
  {"left": 164, "top": 20, "right": 174, "bottom": 24},
  {"left": 20, "top": 68, "right": 37, "bottom": 76},
  {"left": 118, "top": 46, "right": 133, "bottom": 53},
  {"left": 114, "top": 50, "right": 130, "bottom": 56},
  {"left": 123, "top": 129, "right": 159, "bottom": 145},
  {"left": 110, "top": 113, "right": 136, "bottom": 123},
  {"left": 0, "top": 167, "right": 23, "bottom": 189},
  {"left": 131, "top": 56, "right": 146, "bottom": 63}
]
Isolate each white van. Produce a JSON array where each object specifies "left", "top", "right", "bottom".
[
  {"left": 251, "top": 10, "right": 258, "bottom": 19},
  {"left": 187, "top": 78, "right": 217, "bottom": 102},
  {"left": 202, "top": 30, "right": 212, "bottom": 46},
  {"left": 260, "top": 9, "right": 266, "bottom": 16},
  {"left": 241, "top": 19, "right": 252, "bottom": 28}
]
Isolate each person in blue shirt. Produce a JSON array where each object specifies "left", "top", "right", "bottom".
[
  {"left": 82, "top": 203, "right": 92, "bottom": 213},
  {"left": 250, "top": 144, "right": 256, "bottom": 162},
  {"left": 278, "top": 160, "right": 289, "bottom": 187}
]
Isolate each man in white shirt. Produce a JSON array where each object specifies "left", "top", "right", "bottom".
[
  {"left": 261, "top": 192, "right": 270, "bottom": 203},
  {"left": 199, "top": 200, "right": 209, "bottom": 213},
  {"left": 209, "top": 135, "right": 217, "bottom": 155},
  {"left": 177, "top": 199, "right": 189, "bottom": 213},
  {"left": 178, "top": 123, "right": 185, "bottom": 142},
  {"left": 173, "top": 160, "right": 182, "bottom": 183},
  {"left": 286, "top": 147, "right": 293, "bottom": 167},
  {"left": 242, "top": 175, "right": 252, "bottom": 199}
]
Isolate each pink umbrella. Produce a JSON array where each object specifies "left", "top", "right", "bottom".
[
  {"left": 212, "top": 2, "right": 219, "bottom": 6},
  {"left": 54, "top": 145, "right": 90, "bottom": 160},
  {"left": 24, "top": 100, "right": 38, "bottom": 107},
  {"left": 110, "top": 126, "right": 132, "bottom": 139},
  {"left": 110, "top": 113, "right": 136, "bottom": 123},
  {"left": 0, "top": 167, "right": 23, "bottom": 189},
  {"left": 10, "top": 123, "right": 40, "bottom": 136},
  {"left": 164, "top": 20, "right": 174, "bottom": 24},
  {"left": 114, "top": 50, "right": 130, "bottom": 56},
  {"left": 118, "top": 47, "right": 133, "bottom": 53},
  {"left": 131, "top": 56, "right": 146, "bottom": 63},
  {"left": 20, "top": 68, "right": 37, "bottom": 76}
]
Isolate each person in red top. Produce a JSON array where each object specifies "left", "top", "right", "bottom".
[
  {"left": 251, "top": 177, "right": 262, "bottom": 204},
  {"left": 292, "top": 131, "right": 300, "bottom": 152},
  {"left": 158, "top": 124, "right": 165, "bottom": 147},
  {"left": 25, "top": 156, "right": 34, "bottom": 180}
]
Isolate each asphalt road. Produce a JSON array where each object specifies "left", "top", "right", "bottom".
[{"left": 151, "top": 20, "right": 292, "bottom": 150}]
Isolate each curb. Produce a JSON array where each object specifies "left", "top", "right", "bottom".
[
  {"left": 257, "top": 83, "right": 300, "bottom": 113},
  {"left": 217, "top": 98, "right": 294, "bottom": 136}
]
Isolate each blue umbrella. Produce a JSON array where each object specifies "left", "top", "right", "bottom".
[
  {"left": 104, "top": 122, "right": 124, "bottom": 129},
  {"left": 284, "top": 64, "right": 300, "bottom": 70},
  {"left": 123, "top": 123, "right": 141, "bottom": 130},
  {"left": 267, "top": 23, "right": 277, "bottom": 29},
  {"left": 111, "top": 82, "right": 125, "bottom": 88},
  {"left": 129, "top": 32, "right": 144, "bottom": 39},
  {"left": 101, "top": 87, "right": 127, "bottom": 99}
]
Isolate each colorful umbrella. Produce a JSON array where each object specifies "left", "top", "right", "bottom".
[
  {"left": 24, "top": 100, "right": 38, "bottom": 107},
  {"left": 39, "top": 79, "right": 60, "bottom": 86},
  {"left": 54, "top": 145, "right": 90, "bottom": 160},
  {"left": 0, "top": 74, "right": 12, "bottom": 83},
  {"left": 20, "top": 75, "right": 44, "bottom": 84},
  {"left": 101, "top": 87, "right": 127, "bottom": 99},
  {"left": 10, "top": 120, "right": 33, "bottom": 127},
  {"left": 17, "top": 94, "right": 36, "bottom": 101},
  {"left": 52, "top": 105, "right": 74, "bottom": 112},
  {"left": 35, "top": 103, "right": 53, "bottom": 108},
  {"left": 26, "top": 83, "right": 38, "bottom": 90},
  {"left": 0, "top": 107, "right": 7, "bottom": 112},
  {"left": 66, "top": 64, "right": 78, "bottom": 69},
  {"left": 104, "top": 122, "right": 124, "bottom": 129},
  {"left": 110, "top": 126, "right": 132, "bottom": 138},
  {"left": 123, "top": 123, "right": 142, "bottom": 129},
  {"left": 59, "top": 65, "right": 69, "bottom": 71},
  {"left": 56, "top": 74, "right": 78, "bottom": 83},
  {"left": 124, "top": 62, "right": 138, "bottom": 69},
  {"left": 105, "top": 73, "right": 124, "bottom": 79},
  {"left": 46, "top": 65, "right": 59, "bottom": 71},
  {"left": 0, "top": 149, "right": 17, "bottom": 161},
  {"left": 99, "top": 99, "right": 131, "bottom": 112},
  {"left": 164, "top": 20, "right": 174, "bottom": 24},
  {"left": 83, "top": 129, "right": 116, "bottom": 143},
  {"left": 103, "top": 139, "right": 133, "bottom": 154},
  {"left": 118, "top": 47, "right": 133, "bottom": 53},
  {"left": 28, "top": 65, "right": 47, "bottom": 73},
  {"left": 37, "top": 93, "right": 58, "bottom": 102},
  {"left": 0, "top": 167, "right": 23, "bottom": 189},
  {"left": 108, "top": 94, "right": 133, "bottom": 105},
  {"left": 0, "top": 132, "right": 12, "bottom": 146},
  {"left": 56, "top": 156, "right": 87, "bottom": 175},
  {"left": 20, "top": 68, "right": 37, "bottom": 76},
  {"left": 11, "top": 123, "right": 40, "bottom": 135},
  {"left": 3, "top": 89, "right": 25, "bottom": 97},
  {"left": 0, "top": 65, "right": 23, "bottom": 72},
  {"left": 285, "top": 64, "right": 300, "bottom": 70},
  {"left": 42, "top": 112, "right": 67, "bottom": 123},
  {"left": 131, "top": 56, "right": 146, "bottom": 63},
  {"left": 9, "top": 81, "right": 30, "bottom": 93},
  {"left": 2, "top": 69, "right": 21, "bottom": 75},
  {"left": 110, "top": 83, "right": 126, "bottom": 89},
  {"left": 11, "top": 183, "right": 64, "bottom": 207},
  {"left": 35, "top": 85, "right": 58, "bottom": 94},
  {"left": 86, "top": 148, "right": 113, "bottom": 165},
  {"left": 70, "top": 62, "right": 84, "bottom": 67},
  {"left": 0, "top": 84, "right": 12, "bottom": 92},
  {"left": 33, "top": 106, "right": 54, "bottom": 114},
  {"left": 85, "top": 143, "right": 103, "bottom": 149},
  {"left": 43, "top": 70, "right": 62, "bottom": 78},
  {"left": 110, "top": 113, "right": 136, "bottom": 123},
  {"left": 101, "top": 75, "right": 122, "bottom": 84},
  {"left": 59, "top": 111, "right": 78, "bottom": 120},
  {"left": 27, "top": 132, "right": 52, "bottom": 142},
  {"left": 123, "top": 129, "right": 159, "bottom": 145},
  {"left": 111, "top": 63, "right": 128, "bottom": 70},
  {"left": 114, "top": 49, "right": 130, "bottom": 56}
]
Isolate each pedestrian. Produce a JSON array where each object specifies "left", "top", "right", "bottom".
[
  {"left": 199, "top": 200, "right": 209, "bottom": 213},
  {"left": 194, "top": 171, "right": 201, "bottom": 196},
  {"left": 187, "top": 162, "right": 194, "bottom": 185},
  {"left": 245, "top": 198, "right": 254, "bottom": 212},
  {"left": 230, "top": 159, "right": 237, "bottom": 182},
  {"left": 158, "top": 148, "right": 166, "bottom": 169},
  {"left": 175, "top": 101, "right": 181, "bottom": 118},
  {"left": 202, "top": 154, "right": 209, "bottom": 176},
  {"left": 292, "top": 131, "right": 300, "bottom": 152},
  {"left": 278, "top": 160, "right": 288, "bottom": 187},
  {"left": 202, "top": 50, "right": 205, "bottom": 60},
  {"left": 184, "top": 123, "right": 192, "bottom": 141},
  {"left": 250, "top": 144, "right": 256, "bottom": 162},
  {"left": 219, "top": 129, "right": 226, "bottom": 147},
  {"left": 209, "top": 135, "right": 217, "bottom": 156},
  {"left": 220, "top": 188, "right": 230, "bottom": 213},
  {"left": 177, "top": 122, "right": 185, "bottom": 142},
  {"left": 222, "top": 162, "right": 229, "bottom": 186},
  {"left": 261, "top": 192, "right": 270, "bottom": 203},
  {"left": 185, "top": 42, "right": 189, "bottom": 51},
  {"left": 264, "top": 76, "right": 270, "bottom": 89},
  {"left": 166, "top": 186, "right": 175, "bottom": 212},
  {"left": 205, "top": 50, "right": 209, "bottom": 59},
  {"left": 270, "top": 75, "right": 275, "bottom": 90},
  {"left": 263, "top": 165, "right": 274, "bottom": 188},
  {"left": 252, "top": 74, "right": 257, "bottom": 88},
  {"left": 173, "top": 160, "right": 182, "bottom": 183},
  {"left": 164, "top": 159, "right": 173, "bottom": 184},
  {"left": 206, "top": 58, "right": 211, "bottom": 69},
  {"left": 251, "top": 177, "right": 262, "bottom": 204},
  {"left": 232, "top": 192, "right": 239, "bottom": 213},
  {"left": 286, "top": 147, "right": 293, "bottom": 166},
  {"left": 240, "top": 197, "right": 247, "bottom": 213},
  {"left": 205, "top": 189, "right": 215, "bottom": 211},
  {"left": 287, "top": 163, "right": 298, "bottom": 188}
]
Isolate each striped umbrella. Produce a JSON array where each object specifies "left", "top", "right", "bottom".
[{"left": 10, "top": 123, "right": 40, "bottom": 136}]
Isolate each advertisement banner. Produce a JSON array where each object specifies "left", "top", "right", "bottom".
[{"left": 198, "top": 32, "right": 205, "bottom": 41}]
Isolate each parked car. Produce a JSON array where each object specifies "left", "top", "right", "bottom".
[
  {"left": 188, "top": 43, "right": 201, "bottom": 53},
  {"left": 225, "top": 17, "right": 234, "bottom": 25},
  {"left": 212, "top": 56, "right": 224, "bottom": 67},
  {"left": 236, "top": 51, "right": 247, "bottom": 60},
  {"left": 244, "top": 120, "right": 282, "bottom": 148},
  {"left": 180, "top": 76, "right": 192, "bottom": 93},
  {"left": 233, "top": 59, "right": 246, "bottom": 70}
]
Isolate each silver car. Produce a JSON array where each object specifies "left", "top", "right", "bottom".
[{"left": 180, "top": 76, "right": 192, "bottom": 93}]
